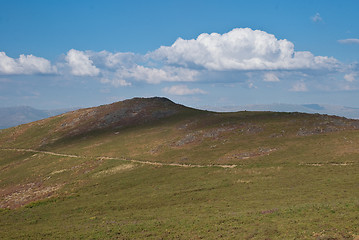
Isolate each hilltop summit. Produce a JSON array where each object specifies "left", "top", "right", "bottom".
[
  {"left": 57, "top": 97, "right": 187, "bottom": 136},
  {"left": 0, "top": 97, "right": 196, "bottom": 148}
]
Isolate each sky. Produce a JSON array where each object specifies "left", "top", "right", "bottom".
[{"left": 0, "top": 0, "right": 359, "bottom": 110}]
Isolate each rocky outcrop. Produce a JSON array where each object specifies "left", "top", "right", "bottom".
[{"left": 57, "top": 97, "right": 188, "bottom": 137}]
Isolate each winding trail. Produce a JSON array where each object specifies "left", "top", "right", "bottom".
[
  {"left": 0, "top": 148, "right": 237, "bottom": 169},
  {"left": 2, "top": 148, "right": 79, "bottom": 158}
]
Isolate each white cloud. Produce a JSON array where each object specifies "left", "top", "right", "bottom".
[
  {"left": 91, "top": 50, "right": 138, "bottom": 69},
  {"left": 340, "top": 84, "right": 356, "bottom": 91},
  {"left": 0, "top": 52, "right": 56, "bottom": 75},
  {"left": 311, "top": 13, "right": 323, "bottom": 23},
  {"left": 65, "top": 49, "right": 100, "bottom": 76},
  {"left": 338, "top": 39, "right": 359, "bottom": 44},
  {"left": 100, "top": 77, "right": 131, "bottom": 87},
  {"left": 151, "top": 28, "right": 339, "bottom": 71},
  {"left": 115, "top": 65, "right": 199, "bottom": 84},
  {"left": 263, "top": 72, "right": 280, "bottom": 82},
  {"left": 163, "top": 85, "right": 206, "bottom": 95},
  {"left": 248, "top": 82, "right": 257, "bottom": 89},
  {"left": 0, "top": 28, "right": 351, "bottom": 92},
  {"left": 344, "top": 73, "right": 357, "bottom": 82},
  {"left": 290, "top": 81, "right": 308, "bottom": 92}
]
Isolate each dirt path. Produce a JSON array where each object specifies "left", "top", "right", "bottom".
[
  {"left": 1, "top": 148, "right": 237, "bottom": 169},
  {"left": 2, "top": 148, "right": 80, "bottom": 158}
]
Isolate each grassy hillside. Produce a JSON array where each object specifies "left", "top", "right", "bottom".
[{"left": 1, "top": 97, "right": 359, "bottom": 239}]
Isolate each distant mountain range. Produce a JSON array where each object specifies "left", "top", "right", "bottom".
[
  {"left": 0, "top": 106, "right": 77, "bottom": 129},
  {"left": 204, "top": 103, "right": 359, "bottom": 119}
]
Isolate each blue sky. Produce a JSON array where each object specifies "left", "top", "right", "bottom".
[{"left": 0, "top": 0, "right": 359, "bottom": 109}]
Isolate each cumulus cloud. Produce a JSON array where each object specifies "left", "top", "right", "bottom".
[
  {"left": 115, "top": 65, "right": 199, "bottom": 84},
  {"left": 248, "top": 82, "right": 257, "bottom": 89},
  {"left": 151, "top": 28, "right": 339, "bottom": 71},
  {"left": 0, "top": 52, "right": 56, "bottom": 75},
  {"left": 290, "top": 81, "right": 308, "bottom": 92},
  {"left": 340, "top": 84, "right": 357, "bottom": 91},
  {"left": 338, "top": 39, "right": 359, "bottom": 44},
  {"left": 311, "top": 13, "right": 323, "bottom": 23},
  {"left": 100, "top": 77, "right": 131, "bottom": 87},
  {"left": 0, "top": 28, "right": 350, "bottom": 91},
  {"left": 263, "top": 72, "right": 280, "bottom": 82},
  {"left": 344, "top": 73, "right": 357, "bottom": 82},
  {"left": 163, "top": 85, "right": 206, "bottom": 95},
  {"left": 65, "top": 49, "right": 100, "bottom": 76},
  {"left": 90, "top": 50, "right": 139, "bottom": 69}
]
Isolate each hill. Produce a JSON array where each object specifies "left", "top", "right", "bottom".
[{"left": 1, "top": 97, "right": 359, "bottom": 239}]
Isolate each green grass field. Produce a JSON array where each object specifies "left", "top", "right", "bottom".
[{"left": 1, "top": 98, "right": 359, "bottom": 239}]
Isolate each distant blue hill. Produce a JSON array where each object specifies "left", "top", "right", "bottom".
[
  {"left": 0, "top": 106, "right": 77, "bottom": 129},
  {"left": 301, "top": 104, "right": 325, "bottom": 111},
  {"left": 203, "top": 103, "right": 359, "bottom": 119}
]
